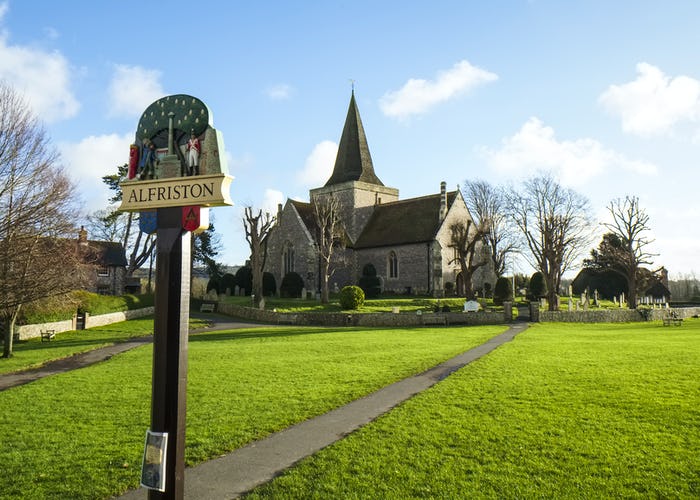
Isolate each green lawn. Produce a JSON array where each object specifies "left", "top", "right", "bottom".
[
  {"left": 245, "top": 319, "right": 700, "bottom": 499},
  {"left": 0, "top": 323, "right": 503, "bottom": 499},
  {"left": 0, "top": 317, "right": 211, "bottom": 375}
]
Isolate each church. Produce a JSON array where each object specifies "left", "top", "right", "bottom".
[{"left": 264, "top": 92, "right": 494, "bottom": 297}]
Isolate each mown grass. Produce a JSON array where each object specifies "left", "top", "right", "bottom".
[
  {"left": 0, "top": 317, "right": 210, "bottom": 375},
  {"left": 246, "top": 319, "right": 700, "bottom": 499},
  {"left": 0, "top": 323, "right": 503, "bottom": 499}
]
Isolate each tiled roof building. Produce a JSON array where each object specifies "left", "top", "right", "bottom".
[{"left": 264, "top": 92, "right": 494, "bottom": 297}]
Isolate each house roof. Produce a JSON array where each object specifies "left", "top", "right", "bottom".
[
  {"left": 324, "top": 92, "right": 384, "bottom": 187},
  {"left": 85, "top": 240, "right": 128, "bottom": 267},
  {"left": 354, "top": 191, "right": 458, "bottom": 249}
]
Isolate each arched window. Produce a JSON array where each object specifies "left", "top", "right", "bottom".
[
  {"left": 283, "top": 244, "right": 295, "bottom": 275},
  {"left": 388, "top": 251, "right": 398, "bottom": 279}
]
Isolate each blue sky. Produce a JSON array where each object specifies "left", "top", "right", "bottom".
[{"left": 1, "top": 1, "right": 699, "bottom": 277}]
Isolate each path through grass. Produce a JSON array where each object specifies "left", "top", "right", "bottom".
[
  {"left": 247, "top": 320, "right": 700, "bottom": 499},
  {"left": 0, "top": 324, "right": 503, "bottom": 499}
]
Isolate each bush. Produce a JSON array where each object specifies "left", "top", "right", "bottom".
[
  {"left": 528, "top": 271, "right": 547, "bottom": 300},
  {"left": 493, "top": 277, "right": 513, "bottom": 306},
  {"left": 206, "top": 277, "right": 220, "bottom": 294},
  {"left": 362, "top": 263, "right": 377, "bottom": 277},
  {"left": 280, "top": 272, "right": 304, "bottom": 298},
  {"left": 220, "top": 273, "right": 237, "bottom": 295},
  {"left": 359, "top": 263, "right": 381, "bottom": 298},
  {"left": 339, "top": 285, "right": 365, "bottom": 310},
  {"left": 235, "top": 267, "right": 253, "bottom": 295},
  {"left": 263, "top": 272, "right": 277, "bottom": 296}
]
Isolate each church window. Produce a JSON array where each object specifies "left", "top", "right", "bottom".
[
  {"left": 283, "top": 246, "right": 295, "bottom": 275},
  {"left": 388, "top": 251, "right": 398, "bottom": 279}
]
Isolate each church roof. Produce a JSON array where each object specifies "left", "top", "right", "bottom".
[
  {"left": 324, "top": 92, "right": 384, "bottom": 187},
  {"left": 354, "top": 191, "right": 458, "bottom": 249},
  {"left": 289, "top": 199, "right": 316, "bottom": 235}
]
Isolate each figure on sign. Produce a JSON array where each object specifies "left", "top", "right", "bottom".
[
  {"left": 186, "top": 131, "right": 200, "bottom": 176},
  {"left": 139, "top": 139, "right": 159, "bottom": 180}
]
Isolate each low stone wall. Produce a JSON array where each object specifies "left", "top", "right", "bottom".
[
  {"left": 216, "top": 302, "right": 506, "bottom": 327},
  {"left": 16, "top": 306, "right": 154, "bottom": 340},
  {"left": 540, "top": 306, "right": 700, "bottom": 323}
]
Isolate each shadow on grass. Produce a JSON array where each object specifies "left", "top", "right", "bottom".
[{"left": 189, "top": 326, "right": 365, "bottom": 343}]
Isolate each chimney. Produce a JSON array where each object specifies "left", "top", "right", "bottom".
[
  {"left": 439, "top": 181, "right": 447, "bottom": 221},
  {"left": 78, "top": 226, "right": 88, "bottom": 246},
  {"left": 277, "top": 203, "right": 283, "bottom": 222}
]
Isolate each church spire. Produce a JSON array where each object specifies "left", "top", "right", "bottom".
[{"left": 324, "top": 92, "right": 384, "bottom": 187}]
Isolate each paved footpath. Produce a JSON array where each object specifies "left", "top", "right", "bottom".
[
  {"left": 118, "top": 321, "right": 529, "bottom": 500},
  {"left": 0, "top": 315, "right": 260, "bottom": 392}
]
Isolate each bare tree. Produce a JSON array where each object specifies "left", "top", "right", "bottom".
[
  {"left": 0, "top": 82, "right": 87, "bottom": 357},
  {"left": 507, "top": 174, "right": 593, "bottom": 311},
  {"left": 93, "top": 164, "right": 156, "bottom": 277},
  {"left": 243, "top": 206, "right": 275, "bottom": 308},
  {"left": 448, "top": 219, "right": 490, "bottom": 298},
  {"left": 463, "top": 180, "right": 518, "bottom": 277},
  {"left": 595, "top": 196, "right": 656, "bottom": 308},
  {"left": 312, "top": 194, "right": 345, "bottom": 304}
]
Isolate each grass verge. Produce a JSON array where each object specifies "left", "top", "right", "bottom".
[
  {"left": 0, "top": 324, "right": 503, "bottom": 499},
  {"left": 0, "top": 317, "right": 210, "bottom": 375},
  {"left": 245, "top": 319, "right": 700, "bottom": 499}
]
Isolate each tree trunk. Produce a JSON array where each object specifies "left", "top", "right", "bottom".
[
  {"left": 547, "top": 290, "right": 559, "bottom": 311},
  {"left": 2, "top": 305, "right": 21, "bottom": 358}
]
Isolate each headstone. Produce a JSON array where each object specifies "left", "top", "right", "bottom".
[
  {"left": 301, "top": 287, "right": 307, "bottom": 300},
  {"left": 464, "top": 300, "right": 480, "bottom": 312},
  {"left": 583, "top": 300, "right": 589, "bottom": 310},
  {"left": 225, "top": 288, "right": 231, "bottom": 297},
  {"left": 333, "top": 283, "right": 339, "bottom": 294},
  {"left": 568, "top": 298, "right": 572, "bottom": 311},
  {"left": 234, "top": 285, "right": 240, "bottom": 296}
]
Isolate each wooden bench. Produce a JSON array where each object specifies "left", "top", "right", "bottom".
[
  {"left": 199, "top": 303, "right": 215, "bottom": 313},
  {"left": 662, "top": 317, "right": 683, "bottom": 327},
  {"left": 41, "top": 330, "right": 56, "bottom": 342}
]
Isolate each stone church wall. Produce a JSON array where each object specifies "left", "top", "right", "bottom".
[{"left": 356, "top": 243, "right": 431, "bottom": 295}]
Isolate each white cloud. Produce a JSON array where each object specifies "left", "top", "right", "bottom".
[
  {"left": 296, "top": 140, "right": 337, "bottom": 187},
  {"left": 0, "top": 28, "right": 79, "bottom": 122},
  {"left": 379, "top": 60, "right": 497, "bottom": 120},
  {"left": 108, "top": 64, "right": 164, "bottom": 118},
  {"left": 58, "top": 133, "right": 132, "bottom": 213},
  {"left": 599, "top": 62, "right": 700, "bottom": 137},
  {"left": 0, "top": 2, "right": 8, "bottom": 20},
  {"left": 478, "top": 117, "right": 658, "bottom": 186},
  {"left": 265, "top": 83, "right": 293, "bottom": 100},
  {"left": 261, "top": 189, "right": 285, "bottom": 215}
]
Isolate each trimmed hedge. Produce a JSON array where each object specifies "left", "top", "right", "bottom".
[{"left": 339, "top": 285, "right": 365, "bottom": 310}]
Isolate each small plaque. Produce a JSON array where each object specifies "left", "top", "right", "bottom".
[{"left": 140, "top": 430, "right": 168, "bottom": 492}]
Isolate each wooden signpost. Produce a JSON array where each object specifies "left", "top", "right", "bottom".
[{"left": 119, "top": 94, "right": 233, "bottom": 499}]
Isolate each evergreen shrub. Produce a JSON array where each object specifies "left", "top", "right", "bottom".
[
  {"left": 280, "top": 272, "right": 304, "bottom": 298},
  {"left": 528, "top": 271, "right": 547, "bottom": 300},
  {"left": 358, "top": 263, "right": 381, "bottom": 298},
  {"left": 493, "top": 277, "right": 513, "bottom": 306},
  {"left": 263, "top": 272, "right": 277, "bottom": 296},
  {"left": 339, "top": 285, "right": 365, "bottom": 310},
  {"left": 235, "top": 267, "right": 253, "bottom": 295}
]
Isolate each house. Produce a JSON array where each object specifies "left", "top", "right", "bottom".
[
  {"left": 264, "top": 92, "right": 495, "bottom": 297},
  {"left": 77, "top": 227, "right": 128, "bottom": 295}
]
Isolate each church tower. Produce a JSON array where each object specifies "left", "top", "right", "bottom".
[{"left": 310, "top": 91, "right": 398, "bottom": 243}]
